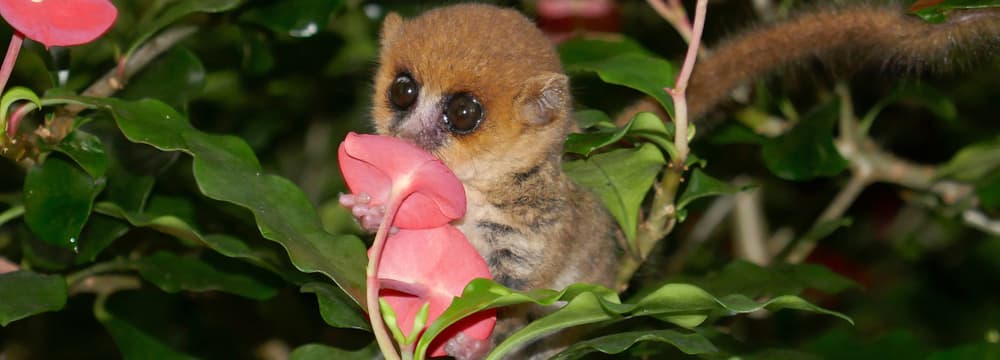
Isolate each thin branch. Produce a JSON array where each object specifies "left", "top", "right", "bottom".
[
  {"left": 667, "top": 0, "right": 707, "bottom": 164},
  {"left": 63, "top": 25, "right": 198, "bottom": 115}
]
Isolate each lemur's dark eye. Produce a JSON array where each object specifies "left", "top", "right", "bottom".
[
  {"left": 389, "top": 74, "right": 418, "bottom": 109},
  {"left": 444, "top": 93, "right": 483, "bottom": 134}
]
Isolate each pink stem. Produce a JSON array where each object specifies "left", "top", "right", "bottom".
[
  {"left": 1, "top": 33, "right": 23, "bottom": 136},
  {"left": 367, "top": 189, "right": 407, "bottom": 360}
]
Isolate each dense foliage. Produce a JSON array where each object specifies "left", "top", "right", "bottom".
[{"left": 1, "top": 0, "right": 999, "bottom": 359}]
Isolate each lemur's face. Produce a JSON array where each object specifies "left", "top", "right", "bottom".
[{"left": 371, "top": 4, "right": 571, "bottom": 185}]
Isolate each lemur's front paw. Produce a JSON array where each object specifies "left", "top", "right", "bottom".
[
  {"left": 338, "top": 192, "right": 387, "bottom": 232},
  {"left": 444, "top": 332, "right": 492, "bottom": 360}
]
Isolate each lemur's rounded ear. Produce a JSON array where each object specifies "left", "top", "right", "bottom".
[
  {"left": 516, "top": 72, "right": 570, "bottom": 126},
  {"left": 380, "top": 13, "right": 404, "bottom": 49}
]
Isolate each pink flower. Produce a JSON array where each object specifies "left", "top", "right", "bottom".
[
  {"left": 0, "top": 0, "right": 118, "bottom": 47},
  {"left": 377, "top": 227, "right": 496, "bottom": 357},
  {"left": 339, "top": 132, "right": 466, "bottom": 229},
  {"left": 338, "top": 132, "right": 495, "bottom": 359}
]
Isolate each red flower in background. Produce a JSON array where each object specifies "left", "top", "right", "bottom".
[
  {"left": 339, "top": 132, "right": 495, "bottom": 359},
  {"left": 0, "top": 0, "right": 117, "bottom": 47}
]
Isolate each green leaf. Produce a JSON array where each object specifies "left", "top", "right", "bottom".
[
  {"left": 60, "top": 96, "right": 367, "bottom": 306},
  {"left": 134, "top": 251, "right": 279, "bottom": 300},
  {"left": 565, "top": 112, "right": 676, "bottom": 157},
  {"left": 94, "top": 202, "right": 312, "bottom": 285},
  {"left": 0, "top": 86, "right": 41, "bottom": 139},
  {"left": 564, "top": 144, "right": 666, "bottom": 242},
  {"left": 565, "top": 53, "right": 676, "bottom": 119},
  {"left": 417, "top": 279, "right": 849, "bottom": 360},
  {"left": 416, "top": 279, "right": 620, "bottom": 360},
  {"left": 559, "top": 37, "right": 652, "bottom": 65},
  {"left": 76, "top": 163, "right": 154, "bottom": 264},
  {"left": 551, "top": 329, "right": 718, "bottom": 359},
  {"left": 301, "top": 282, "right": 370, "bottom": 331},
  {"left": 118, "top": 48, "right": 205, "bottom": 112},
  {"left": 0, "top": 271, "right": 67, "bottom": 326},
  {"left": 100, "top": 312, "right": 198, "bottom": 360},
  {"left": 910, "top": 0, "right": 1000, "bottom": 23},
  {"left": 24, "top": 156, "right": 106, "bottom": 248},
  {"left": 574, "top": 109, "right": 613, "bottom": 129},
  {"left": 51, "top": 130, "right": 109, "bottom": 179},
  {"left": 241, "top": 0, "right": 345, "bottom": 37},
  {"left": 687, "top": 260, "right": 857, "bottom": 298},
  {"left": 859, "top": 83, "right": 957, "bottom": 135},
  {"left": 762, "top": 101, "right": 849, "bottom": 180},
  {"left": 677, "top": 169, "right": 746, "bottom": 210},
  {"left": 937, "top": 135, "right": 1000, "bottom": 181},
  {"left": 488, "top": 292, "right": 619, "bottom": 360},
  {"left": 128, "top": 0, "right": 242, "bottom": 56},
  {"left": 289, "top": 343, "right": 378, "bottom": 360}
]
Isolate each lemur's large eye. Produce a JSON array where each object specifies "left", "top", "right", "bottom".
[
  {"left": 444, "top": 93, "right": 483, "bottom": 134},
  {"left": 389, "top": 74, "right": 418, "bottom": 109}
]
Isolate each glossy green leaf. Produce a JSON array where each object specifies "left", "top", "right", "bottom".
[
  {"left": 76, "top": 171, "right": 168, "bottom": 263},
  {"left": 489, "top": 291, "right": 619, "bottom": 360},
  {"left": 0, "top": 86, "right": 41, "bottom": 138},
  {"left": 118, "top": 48, "right": 205, "bottom": 112},
  {"left": 564, "top": 144, "right": 666, "bottom": 241},
  {"left": 301, "top": 282, "right": 370, "bottom": 331},
  {"left": 94, "top": 202, "right": 312, "bottom": 285},
  {"left": 289, "top": 343, "right": 378, "bottom": 360},
  {"left": 762, "top": 101, "right": 849, "bottom": 180},
  {"left": 677, "top": 169, "right": 746, "bottom": 210},
  {"left": 559, "top": 37, "right": 651, "bottom": 65},
  {"left": 574, "top": 109, "right": 614, "bottom": 129},
  {"left": 128, "top": 0, "right": 242, "bottom": 56},
  {"left": 565, "top": 112, "right": 676, "bottom": 158},
  {"left": 24, "top": 156, "right": 106, "bottom": 248},
  {"left": 565, "top": 53, "right": 676, "bottom": 119},
  {"left": 551, "top": 329, "right": 718, "bottom": 359},
  {"left": 100, "top": 312, "right": 198, "bottom": 360},
  {"left": 416, "top": 279, "right": 620, "bottom": 360},
  {"left": 59, "top": 96, "right": 367, "bottom": 306},
  {"left": 0, "top": 271, "right": 67, "bottom": 326},
  {"left": 135, "top": 251, "right": 279, "bottom": 300},
  {"left": 417, "top": 279, "right": 849, "bottom": 360},
  {"left": 937, "top": 135, "right": 1000, "bottom": 181},
  {"left": 241, "top": 0, "right": 345, "bottom": 37},
  {"left": 51, "top": 130, "right": 109, "bottom": 179},
  {"left": 859, "top": 83, "right": 957, "bottom": 135}
]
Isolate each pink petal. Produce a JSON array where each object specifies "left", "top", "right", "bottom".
[
  {"left": 376, "top": 226, "right": 495, "bottom": 357},
  {"left": 0, "top": 0, "right": 118, "bottom": 47},
  {"left": 338, "top": 132, "right": 466, "bottom": 229}
]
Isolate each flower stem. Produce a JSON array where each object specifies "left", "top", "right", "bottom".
[
  {"left": 1, "top": 33, "right": 24, "bottom": 136},
  {"left": 367, "top": 191, "right": 406, "bottom": 360}
]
